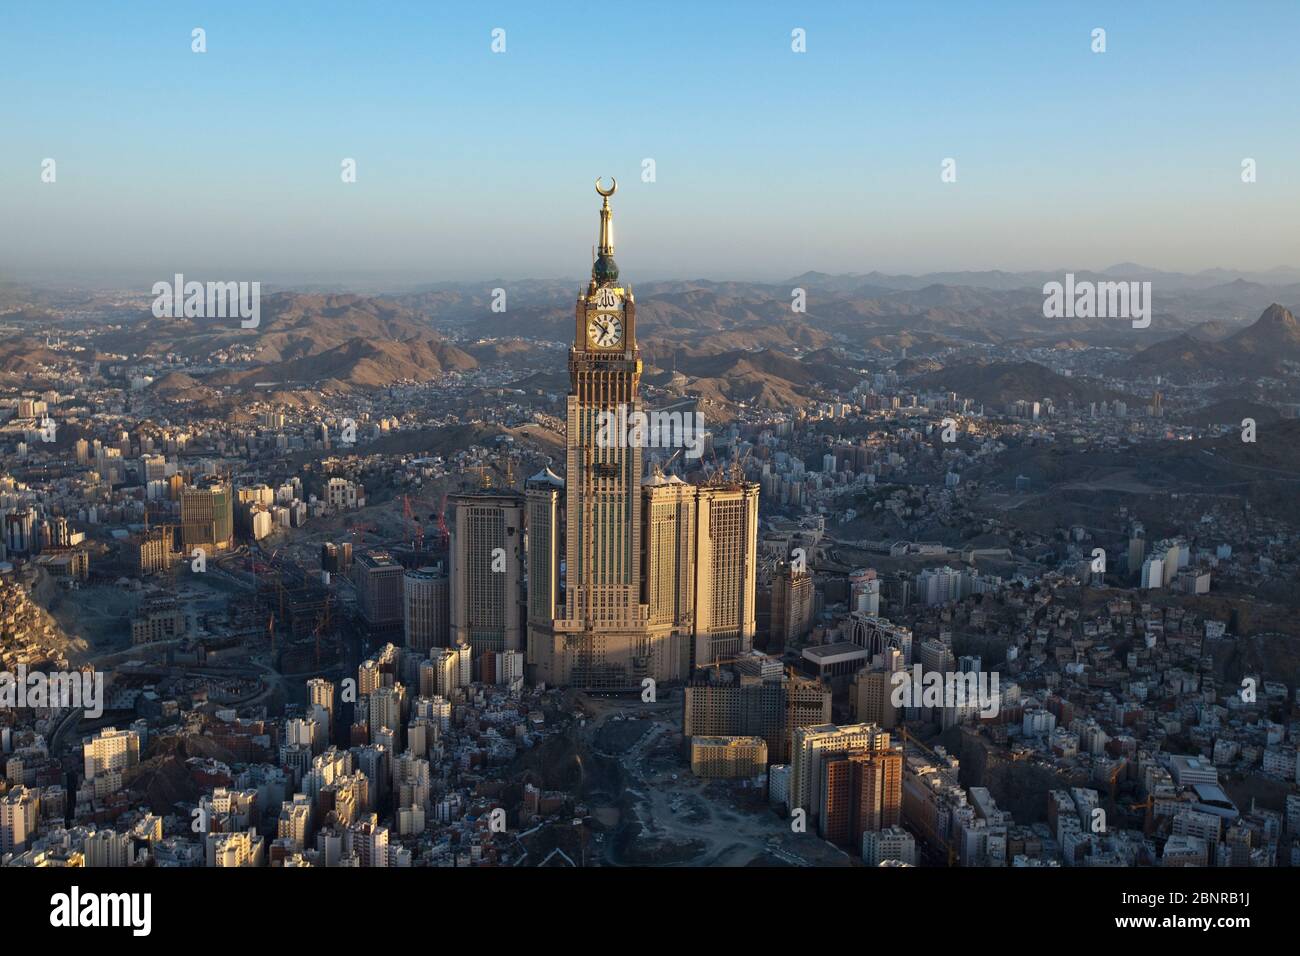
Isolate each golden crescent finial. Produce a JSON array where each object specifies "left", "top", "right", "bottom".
[{"left": 595, "top": 176, "right": 617, "bottom": 198}]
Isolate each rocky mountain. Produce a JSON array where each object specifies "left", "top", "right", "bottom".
[
  {"left": 910, "top": 360, "right": 1122, "bottom": 406},
  {"left": 1131, "top": 304, "right": 1300, "bottom": 377},
  {"left": 642, "top": 347, "right": 861, "bottom": 414},
  {"left": 211, "top": 335, "right": 477, "bottom": 390}
]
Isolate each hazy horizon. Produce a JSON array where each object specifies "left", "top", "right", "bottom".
[{"left": 7, "top": 262, "right": 1300, "bottom": 298}]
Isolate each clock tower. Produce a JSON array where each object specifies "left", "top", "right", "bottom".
[
  {"left": 538, "top": 178, "right": 653, "bottom": 689},
  {"left": 573, "top": 177, "right": 637, "bottom": 354},
  {"left": 526, "top": 178, "right": 755, "bottom": 690}
]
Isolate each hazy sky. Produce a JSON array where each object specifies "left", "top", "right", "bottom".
[{"left": 2, "top": 0, "right": 1298, "bottom": 285}]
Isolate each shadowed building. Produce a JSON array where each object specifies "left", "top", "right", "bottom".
[
  {"left": 449, "top": 492, "right": 524, "bottom": 656},
  {"left": 181, "top": 478, "right": 233, "bottom": 553}
]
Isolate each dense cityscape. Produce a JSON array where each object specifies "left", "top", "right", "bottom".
[
  {"left": 4, "top": 1, "right": 1294, "bottom": 938},
  {"left": 3, "top": 182, "right": 1299, "bottom": 879}
]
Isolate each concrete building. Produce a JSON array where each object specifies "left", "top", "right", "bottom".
[
  {"left": 684, "top": 671, "right": 830, "bottom": 765},
  {"left": 863, "top": 825, "right": 918, "bottom": 866},
  {"left": 789, "top": 722, "right": 891, "bottom": 829},
  {"left": 692, "top": 480, "right": 760, "bottom": 666},
  {"left": 181, "top": 478, "right": 233, "bottom": 552},
  {"left": 690, "top": 736, "right": 768, "bottom": 779},
  {"left": 769, "top": 562, "right": 814, "bottom": 652},
  {"left": 403, "top": 565, "right": 450, "bottom": 652},
  {"left": 641, "top": 470, "right": 698, "bottom": 681},
  {"left": 352, "top": 550, "right": 405, "bottom": 640},
  {"left": 820, "top": 745, "right": 902, "bottom": 847},
  {"left": 449, "top": 492, "right": 524, "bottom": 656}
]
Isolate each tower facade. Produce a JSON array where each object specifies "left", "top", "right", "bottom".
[
  {"left": 404, "top": 565, "right": 450, "bottom": 652},
  {"left": 642, "top": 471, "right": 697, "bottom": 680},
  {"left": 693, "top": 480, "right": 760, "bottom": 665},
  {"left": 181, "top": 478, "right": 233, "bottom": 552},
  {"left": 527, "top": 180, "right": 760, "bottom": 689},
  {"left": 449, "top": 492, "right": 524, "bottom": 656},
  {"left": 524, "top": 468, "right": 563, "bottom": 673},
  {"left": 532, "top": 179, "right": 658, "bottom": 689}
]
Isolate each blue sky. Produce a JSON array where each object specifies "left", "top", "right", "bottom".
[{"left": 2, "top": 1, "right": 1297, "bottom": 284}]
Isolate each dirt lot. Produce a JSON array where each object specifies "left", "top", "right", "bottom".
[{"left": 576, "top": 693, "right": 855, "bottom": 867}]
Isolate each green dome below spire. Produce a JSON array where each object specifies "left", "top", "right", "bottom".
[{"left": 593, "top": 254, "right": 619, "bottom": 284}]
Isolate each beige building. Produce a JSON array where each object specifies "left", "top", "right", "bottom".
[
  {"left": 449, "top": 492, "right": 524, "bottom": 655},
  {"left": 684, "top": 671, "right": 830, "bottom": 765},
  {"left": 308, "top": 677, "right": 335, "bottom": 730},
  {"left": 863, "top": 826, "right": 918, "bottom": 866},
  {"left": 769, "top": 562, "right": 813, "bottom": 651},
  {"left": 207, "top": 829, "right": 265, "bottom": 867},
  {"left": 126, "top": 526, "right": 176, "bottom": 577},
  {"left": 528, "top": 185, "right": 758, "bottom": 690},
  {"left": 181, "top": 478, "right": 233, "bottom": 552},
  {"left": 130, "top": 596, "right": 188, "bottom": 645},
  {"left": 850, "top": 654, "right": 903, "bottom": 729},
  {"left": 0, "top": 786, "right": 39, "bottom": 854},
  {"left": 641, "top": 470, "right": 698, "bottom": 681},
  {"left": 83, "top": 728, "right": 141, "bottom": 778},
  {"left": 325, "top": 477, "right": 361, "bottom": 512},
  {"left": 693, "top": 479, "right": 760, "bottom": 666},
  {"left": 524, "top": 468, "right": 563, "bottom": 673},
  {"left": 789, "top": 722, "right": 891, "bottom": 827},
  {"left": 691, "top": 736, "right": 768, "bottom": 779}
]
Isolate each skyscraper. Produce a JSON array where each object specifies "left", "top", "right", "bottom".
[
  {"left": 3, "top": 507, "right": 37, "bottom": 556},
  {"left": 693, "top": 479, "right": 759, "bottom": 666},
  {"left": 820, "top": 747, "right": 903, "bottom": 847},
  {"left": 532, "top": 180, "right": 653, "bottom": 689},
  {"left": 307, "top": 677, "right": 336, "bottom": 743},
  {"left": 1127, "top": 522, "right": 1146, "bottom": 580},
  {"left": 769, "top": 561, "right": 814, "bottom": 652},
  {"left": 524, "top": 467, "right": 564, "bottom": 670},
  {"left": 528, "top": 181, "right": 759, "bottom": 689},
  {"left": 181, "top": 478, "right": 233, "bottom": 552},
  {"left": 642, "top": 468, "right": 698, "bottom": 681},
  {"left": 790, "top": 722, "right": 892, "bottom": 829},
  {"left": 352, "top": 551, "right": 405, "bottom": 641},
  {"left": 404, "top": 565, "right": 450, "bottom": 652},
  {"left": 449, "top": 492, "right": 524, "bottom": 656}
]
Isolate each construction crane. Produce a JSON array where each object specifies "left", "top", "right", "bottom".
[
  {"left": 1106, "top": 759, "right": 1126, "bottom": 815},
  {"left": 1129, "top": 796, "right": 1155, "bottom": 836},
  {"left": 436, "top": 492, "right": 450, "bottom": 549},
  {"left": 649, "top": 447, "right": 684, "bottom": 478},
  {"left": 729, "top": 443, "right": 754, "bottom": 482},
  {"left": 402, "top": 495, "right": 424, "bottom": 550}
]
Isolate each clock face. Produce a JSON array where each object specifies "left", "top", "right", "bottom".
[{"left": 588, "top": 311, "right": 623, "bottom": 349}]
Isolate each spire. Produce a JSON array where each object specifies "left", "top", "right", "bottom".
[
  {"left": 592, "top": 177, "right": 619, "bottom": 285},
  {"left": 595, "top": 177, "right": 616, "bottom": 254}
]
